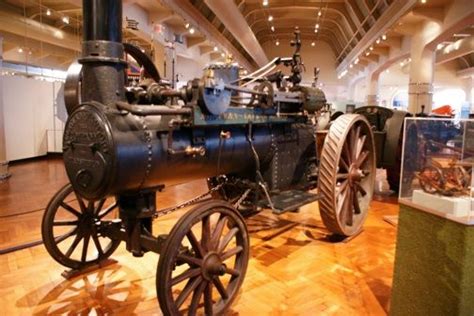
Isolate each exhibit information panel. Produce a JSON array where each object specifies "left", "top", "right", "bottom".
[{"left": 399, "top": 117, "right": 474, "bottom": 223}]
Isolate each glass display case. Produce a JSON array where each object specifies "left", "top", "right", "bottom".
[{"left": 399, "top": 117, "right": 474, "bottom": 223}]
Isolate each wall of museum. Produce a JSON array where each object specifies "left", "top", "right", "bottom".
[{"left": 261, "top": 40, "right": 348, "bottom": 102}]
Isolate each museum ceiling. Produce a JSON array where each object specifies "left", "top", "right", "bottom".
[{"left": 0, "top": 0, "right": 472, "bottom": 75}]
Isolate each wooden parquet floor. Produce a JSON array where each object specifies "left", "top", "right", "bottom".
[{"left": 0, "top": 157, "right": 399, "bottom": 315}]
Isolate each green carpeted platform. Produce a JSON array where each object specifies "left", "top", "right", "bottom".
[{"left": 390, "top": 202, "right": 474, "bottom": 316}]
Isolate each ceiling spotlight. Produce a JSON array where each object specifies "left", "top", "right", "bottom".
[
  {"left": 221, "top": 52, "right": 225, "bottom": 58},
  {"left": 263, "top": 0, "right": 269, "bottom": 6},
  {"left": 421, "top": 0, "right": 427, "bottom": 3},
  {"left": 271, "top": 26, "right": 275, "bottom": 32},
  {"left": 46, "top": 9, "right": 51, "bottom": 16},
  {"left": 400, "top": 62, "right": 404, "bottom": 67},
  {"left": 28, "top": 50, "right": 32, "bottom": 55},
  {"left": 189, "top": 27, "right": 195, "bottom": 34},
  {"left": 382, "top": 34, "right": 387, "bottom": 40},
  {"left": 349, "top": 64, "right": 353, "bottom": 68},
  {"left": 355, "top": 58, "right": 359, "bottom": 64},
  {"left": 18, "top": 47, "right": 23, "bottom": 53},
  {"left": 62, "top": 16, "right": 69, "bottom": 24},
  {"left": 376, "top": 38, "right": 380, "bottom": 44},
  {"left": 311, "top": 42, "right": 315, "bottom": 47},
  {"left": 214, "top": 46, "right": 218, "bottom": 52},
  {"left": 315, "top": 23, "right": 319, "bottom": 28},
  {"left": 436, "top": 43, "right": 444, "bottom": 50},
  {"left": 369, "top": 46, "right": 373, "bottom": 51},
  {"left": 366, "top": 52, "right": 370, "bottom": 56},
  {"left": 185, "top": 23, "right": 190, "bottom": 29},
  {"left": 268, "top": 15, "right": 273, "bottom": 22},
  {"left": 314, "top": 29, "right": 318, "bottom": 33},
  {"left": 318, "top": 11, "right": 322, "bottom": 17},
  {"left": 275, "top": 40, "right": 280, "bottom": 46},
  {"left": 386, "top": 69, "right": 390, "bottom": 73}
]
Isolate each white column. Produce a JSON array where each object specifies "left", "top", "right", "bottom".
[
  {"left": 465, "top": 76, "right": 474, "bottom": 113},
  {"left": 407, "top": 21, "right": 441, "bottom": 114},
  {"left": 0, "top": 35, "right": 10, "bottom": 179},
  {"left": 366, "top": 64, "right": 379, "bottom": 106}
]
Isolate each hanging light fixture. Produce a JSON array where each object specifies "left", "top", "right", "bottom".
[
  {"left": 271, "top": 25, "right": 275, "bottom": 32},
  {"left": 189, "top": 27, "right": 195, "bottom": 34},
  {"left": 263, "top": 0, "right": 269, "bottom": 6},
  {"left": 268, "top": 15, "right": 273, "bottom": 22},
  {"left": 275, "top": 40, "right": 280, "bottom": 46},
  {"left": 46, "top": 9, "right": 51, "bottom": 16}
]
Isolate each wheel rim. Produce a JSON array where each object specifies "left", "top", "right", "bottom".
[
  {"left": 157, "top": 201, "right": 249, "bottom": 315},
  {"left": 318, "top": 114, "right": 376, "bottom": 236},
  {"left": 42, "top": 184, "right": 120, "bottom": 269}
]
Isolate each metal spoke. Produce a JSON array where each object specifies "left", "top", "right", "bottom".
[
  {"left": 356, "top": 135, "right": 367, "bottom": 159},
  {"left": 224, "top": 266, "right": 240, "bottom": 277},
  {"left": 337, "top": 185, "right": 349, "bottom": 215},
  {"left": 94, "top": 199, "right": 106, "bottom": 216},
  {"left": 338, "top": 180, "right": 349, "bottom": 194},
  {"left": 338, "top": 195, "right": 348, "bottom": 227},
  {"left": 220, "top": 246, "right": 243, "bottom": 261},
  {"left": 177, "top": 254, "right": 203, "bottom": 267},
  {"left": 87, "top": 200, "right": 94, "bottom": 213},
  {"left": 345, "top": 188, "right": 354, "bottom": 226},
  {"left": 213, "top": 277, "right": 229, "bottom": 300},
  {"left": 354, "top": 151, "right": 369, "bottom": 168},
  {"left": 98, "top": 202, "right": 118, "bottom": 219},
  {"left": 75, "top": 193, "right": 87, "bottom": 212},
  {"left": 91, "top": 233, "right": 104, "bottom": 256},
  {"left": 65, "top": 231, "right": 83, "bottom": 257},
  {"left": 355, "top": 182, "right": 367, "bottom": 196},
  {"left": 172, "top": 268, "right": 201, "bottom": 286},
  {"left": 176, "top": 276, "right": 203, "bottom": 309},
  {"left": 336, "top": 173, "right": 349, "bottom": 180},
  {"left": 201, "top": 215, "right": 211, "bottom": 253},
  {"left": 210, "top": 216, "right": 228, "bottom": 250},
  {"left": 53, "top": 220, "right": 79, "bottom": 226},
  {"left": 187, "top": 230, "right": 205, "bottom": 258},
  {"left": 59, "top": 202, "right": 82, "bottom": 218},
  {"left": 353, "top": 189, "right": 361, "bottom": 215},
  {"left": 218, "top": 227, "right": 238, "bottom": 253},
  {"left": 81, "top": 231, "right": 91, "bottom": 262},
  {"left": 352, "top": 126, "right": 361, "bottom": 161},
  {"left": 204, "top": 282, "right": 213, "bottom": 315},
  {"left": 340, "top": 156, "right": 350, "bottom": 172},
  {"left": 188, "top": 281, "right": 206, "bottom": 316},
  {"left": 343, "top": 143, "right": 352, "bottom": 165},
  {"left": 55, "top": 227, "right": 78, "bottom": 244}
]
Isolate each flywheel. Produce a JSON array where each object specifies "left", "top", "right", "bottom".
[{"left": 318, "top": 114, "right": 376, "bottom": 236}]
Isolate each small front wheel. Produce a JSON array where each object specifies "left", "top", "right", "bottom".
[
  {"left": 41, "top": 183, "right": 121, "bottom": 270},
  {"left": 157, "top": 200, "right": 249, "bottom": 315}
]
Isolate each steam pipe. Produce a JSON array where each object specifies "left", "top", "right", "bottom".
[
  {"left": 83, "top": 0, "right": 122, "bottom": 42},
  {"left": 80, "top": 0, "right": 126, "bottom": 107}
]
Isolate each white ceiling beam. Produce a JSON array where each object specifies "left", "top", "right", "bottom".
[
  {"left": 160, "top": 0, "right": 255, "bottom": 71},
  {"left": 204, "top": 0, "right": 268, "bottom": 68},
  {"left": 336, "top": 0, "right": 417, "bottom": 73}
]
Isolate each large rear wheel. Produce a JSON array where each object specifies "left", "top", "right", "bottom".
[{"left": 318, "top": 114, "right": 376, "bottom": 236}]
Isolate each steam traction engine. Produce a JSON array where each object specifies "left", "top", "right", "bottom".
[{"left": 41, "top": 1, "right": 376, "bottom": 314}]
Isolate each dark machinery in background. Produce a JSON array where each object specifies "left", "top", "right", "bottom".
[{"left": 41, "top": 1, "right": 376, "bottom": 314}]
